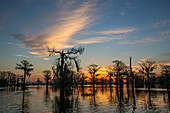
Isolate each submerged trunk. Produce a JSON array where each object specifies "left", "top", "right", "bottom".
[
  {"left": 109, "top": 76, "right": 111, "bottom": 89},
  {"left": 130, "top": 57, "right": 136, "bottom": 107},
  {"left": 46, "top": 80, "right": 48, "bottom": 88},
  {"left": 127, "top": 74, "right": 129, "bottom": 89},
  {"left": 147, "top": 73, "right": 150, "bottom": 90},
  {"left": 93, "top": 76, "right": 95, "bottom": 95},
  {"left": 59, "top": 88, "right": 65, "bottom": 113},
  {"left": 23, "top": 70, "right": 26, "bottom": 90},
  {"left": 60, "top": 52, "right": 65, "bottom": 91},
  {"left": 22, "top": 90, "right": 25, "bottom": 112},
  {"left": 167, "top": 73, "right": 169, "bottom": 92},
  {"left": 116, "top": 75, "right": 118, "bottom": 89}
]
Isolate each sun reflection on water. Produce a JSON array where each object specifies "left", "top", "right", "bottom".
[{"left": 0, "top": 85, "right": 170, "bottom": 113}]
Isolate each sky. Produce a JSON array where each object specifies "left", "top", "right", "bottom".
[{"left": 0, "top": 0, "right": 170, "bottom": 82}]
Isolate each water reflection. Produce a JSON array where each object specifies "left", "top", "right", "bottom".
[
  {"left": 20, "top": 90, "right": 30, "bottom": 113},
  {"left": 52, "top": 89, "right": 73, "bottom": 113},
  {"left": 44, "top": 88, "right": 50, "bottom": 104},
  {"left": 0, "top": 85, "right": 170, "bottom": 113}
]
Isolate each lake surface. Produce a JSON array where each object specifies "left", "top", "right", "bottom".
[{"left": 0, "top": 85, "right": 170, "bottom": 113}]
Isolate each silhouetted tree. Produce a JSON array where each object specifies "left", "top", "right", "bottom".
[
  {"left": 7, "top": 71, "right": 12, "bottom": 86},
  {"left": 106, "top": 67, "right": 114, "bottom": 89},
  {"left": 104, "top": 78, "right": 107, "bottom": 86},
  {"left": 123, "top": 66, "right": 130, "bottom": 88},
  {"left": 10, "top": 73, "right": 16, "bottom": 87},
  {"left": 43, "top": 70, "right": 51, "bottom": 88},
  {"left": 16, "top": 75, "right": 21, "bottom": 87},
  {"left": 112, "top": 60, "right": 126, "bottom": 88},
  {"left": 37, "top": 78, "right": 41, "bottom": 86},
  {"left": 88, "top": 63, "right": 100, "bottom": 94},
  {"left": 79, "top": 72, "right": 87, "bottom": 88},
  {"left": 100, "top": 77, "right": 105, "bottom": 90},
  {"left": 0, "top": 71, "right": 8, "bottom": 87},
  {"left": 129, "top": 57, "right": 136, "bottom": 109},
  {"left": 138, "top": 60, "right": 157, "bottom": 89},
  {"left": 15, "top": 60, "right": 34, "bottom": 90},
  {"left": 49, "top": 47, "right": 84, "bottom": 88},
  {"left": 52, "top": 59, "right": 80, "bottom": 88},
  {"left": 73, "top": 71, "right": 81, "bottom": 87},
  {"left": 160, "top": 64, "right": 170, "bottom": 90},
  {"left": 48, "top": 47, "right": 84, "bottom": 101}
]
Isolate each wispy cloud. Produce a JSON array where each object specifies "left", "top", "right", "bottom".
[
  {"left": 118, "top": 41, "right": 134, "bottom": 44},
  {"left": 144, "top": 52, "right": 170, "bottom": 65},
  {"left": 153, "top": 20, "right": 170, "bottom": 28},
  {"left": 7, "top": 42, "right": 20, "bottom": 45},
  {"left": 120, "top": 1, "right": 132, "bottom": 16},
  {"left": 10, "top": 1, "right": 95, "bottom": 55},
  {"left": 97, "top": 27, "right": 136, "bottom": 35},
  {"left": 119, "top": 37, "right": 162, "bottom": 45},
  {"left": 28, "top": 52, "right": 40, "bottom": 55},
  {"left": 43, "top": 58, "right": 50, "bottom": 60},
  {"left": 156, "top": 60, "right": 170, "bottom": 65},
  {"left": 143, "top": 38, "right": 162, "bottom": 42},
  {"left": 160, "top": 30, "right": 170, "bottom": 40},
  {"left": 75, "top": 37, "right": 121, "bottom": 44},
  {"left": 15, "top": 54, "right": 29, "bottom": 58},
  {"left": 161, "top": 30, "right": 170, "bottom": 35},
  {"left": 14, "top": 53, "right": 50, "bottom": 60},
  {"left": 146, "top": 52, "right": 170, "bottom": 60}
]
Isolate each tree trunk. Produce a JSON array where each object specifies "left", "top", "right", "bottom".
[
  {"left": 46, "top": 80, "right": 48, "bottom": 88},
  {"left": 167, "top": 73, "right": 169, "bottom": 92},
  {"left": 23, "top": 70, "right": 26, "bottom": 90},
  {"left": 109, "top": 76, "right": 111, "bottom": 89},
  {"left": 147, "top": 73, "right": 150, "bottom": 90},
  {"left": 130, "top": 57, "right": 136, "bottom": 107},
  {"left": 81, "top": 78, "right": 84, "bottom": 88},
  {"left": 116, "top": 75, "right": 118, "bottom": 89},
  {"left": 93, "top": 76, "right": 95, "bottom": 95},
  {"left": 60, "top": 51, "right": 65, "bottom": 90},
  {"left": 127, "top": 74, "right": 129, "bottom": 89},
  {"left": 118, "top": 72, "right": 121, "bottom": 86},
  {"left": 22, "top": 90, "right": 25, "bottom": 112},
  {"left": 60, "top": 51, "right": 64, "bottom": 77}
]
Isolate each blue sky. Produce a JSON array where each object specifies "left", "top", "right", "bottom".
[{"left": 0, "top": 0, "right": 170, "bottom": 81}]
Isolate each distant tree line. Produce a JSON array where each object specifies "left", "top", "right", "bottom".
[
  {"left": 1, "top": 47, "right": 170, "bottom": 94},
  {"left": 0, "top": 71, "right": 22, "bottom": 87}
]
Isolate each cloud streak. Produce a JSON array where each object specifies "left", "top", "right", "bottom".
[
  {"left": 153, "top": 20, "right": 170, "bottom": 28},
  {"left": 10, "top": 1, "right": 95, "bottom": 55},
  {"left": 75, "top": 37, "right": 121, "bottom": 44},
  {"left": 28, "top": 52, "right": 40, "bottom": 55},
  {"left": 119, "top": 37, "right": 163, "bottom": 45},
  {"left": 15, "top": 54, "right": 29, "bottom": 58},
  {"left": 143, "top": 52, "right": 170, "bottom": 65},
  {"left": 97, "top": 27, "right": 136, "bottom": 35}
]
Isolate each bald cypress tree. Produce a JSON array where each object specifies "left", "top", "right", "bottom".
[
  {"left": 138, "top": 60, "right": 157, "bottom": 90},
  {"left": 15, "top": 60, "right": 33, "bottom": 90},
  {"left": 88, "top": 63, "right": 100, "bottom": 94}
]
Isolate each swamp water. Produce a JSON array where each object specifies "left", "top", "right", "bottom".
[{"left": 0, "top": 85, "right": 170, "bottom": 113}]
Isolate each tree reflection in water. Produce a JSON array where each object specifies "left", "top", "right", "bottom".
[
  {"left": 21, "top": 90, "right": 29, "bottom": 113},
  {"left": 1, "top": 86, "right": 170, "bottom": 113},
  {"left": 168, "top": 91, "right": 170, "bottom": 107},
  {"left": 52, "top": 88, "right": 73, "bottom": 113},
  {"left": 44, "top": 88, "right": 51, "bottom": 104}
]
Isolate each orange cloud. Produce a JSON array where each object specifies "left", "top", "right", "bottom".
[
  {"left": 43, "top": 58, "right": 50, "bottom": 60},
  {"left": 97, "top": 27, "right": 136, "bottom": 35},
  {"left": 75, "top": 37, "right": 121, "bottom": 44},
  {"left": 15, "top": 54, "right": 29, "bottom": 58},
  {"left": 28, "top": 52, "right": 40, "bottom": 55},
  {"left": 11, "top": 1, "right": 95, "bottom": 56}
]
